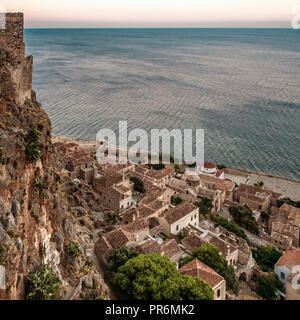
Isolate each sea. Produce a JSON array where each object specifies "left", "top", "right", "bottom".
[{"left": 24, "top": 28, "right": 300, "bottom": 180}]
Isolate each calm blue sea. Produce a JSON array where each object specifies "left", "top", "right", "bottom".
[{"left": 24, "top": 28, "right": 300, "bottom": 180}]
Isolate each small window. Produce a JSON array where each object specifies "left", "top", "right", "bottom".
[
  {"left": 194, "top": 214, "right": 197, "bottom": 219},
  {"left": 176, "top": 225, "right": 179, "bottom": 231},
  {"left": 191, "top": 217, "right": 193, "bottom": 221},
  {"left": 280, "top": 272, "right": 285, "bottom": 280},
  {"left": 217, "top": 289, "right": 221, "bottom": 298}
]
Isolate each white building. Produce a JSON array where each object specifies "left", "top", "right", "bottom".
[
  {"left": 159, "top": 202, "right": 199, "bottom": 236},
  {"left": 274, "top": 248, "right": 300, "bottom": 299},
  {"left": 197, "top": 162, "right": 225, "bottom": 179}
]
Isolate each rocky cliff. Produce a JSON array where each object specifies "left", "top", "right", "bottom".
[{"left": 0, "top": 13, "right": 108, "bottom": 300}]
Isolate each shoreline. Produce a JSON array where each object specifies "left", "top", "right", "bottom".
[{"left": 52, "top": 134, "right": 300, "bottom": 200}]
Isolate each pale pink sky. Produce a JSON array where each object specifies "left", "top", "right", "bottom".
[{"left": 1, "top": 0, "right": 299, "bottom": 27}]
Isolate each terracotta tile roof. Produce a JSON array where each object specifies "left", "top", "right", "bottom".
[
  {"left": 164, "top": 202, "right": 198, "bottom": 224},
  {"left": 182, "top": 233, "right": 208, "bottom": 250},
  {"left": 95, "top": 236, "right": 113, "bottom": 258},
  {"left": 123, "top": 219, "right": 149, "bottom": 233},
  {"left": 137, "top": 206, "right": 155, "bottom": 219},
  {"left": 161, "top": 239, "right": 182, "bottom": 259},
  {"left": 202, "top": 162, "right": 217, "bottom": 169},
  {"left": 199, "top": 174, "right": 221, "bottom": 184},
  {"left": 215, "top": 180, "right": 235, "bottom": 192},
  {"left": 180, "top": 258, "right": 224, "bottom": 288},
  {"left": 168, "top": 178, "right": 187, "bottom": 191},
  {"left": 276, "top": 248, "right": 300, "bottom": 269},
  {"left": 206, "top": 234, "right": 238, "bottom": 257},
  {"left": 106, "top": 228, "right": 136, "bottom": 248},
  {"left": 137, "top": 240, "right": 162, "bottom": 255}
]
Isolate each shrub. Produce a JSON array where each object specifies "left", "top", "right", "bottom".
[
  {"left": 185, "top": 244, "right": 239, "bottom": 294},
  {"left": 107, "top": 246, "right": 139, "bottom": 273},
  {"left": 130, "top": 177, "right": 145, "bottom": 193},
  {"left": 177, "top": 232, "right": 185, "bottom": 241},
  {"left": 229, "top": 206, "right": 259, "bottom": 235},
  {"left": 68, "top": 242, "right": 81, "bottom": 258},
  {"left": 25, "top": 127, "right": 43, "bottom": 161},
  {"left": 83, "top": 258, "right": 94, "bottom": 273},
  {"left": 252, "top": 246, "right": 282, "bottom": 272},
  {"left": 217, "top": 164, "right": 226, "bottom": 170},
  {"left": 171, "top": 196, "right": 183, "bottom": 206},
  {"left": 150, "top": 163, "right": 165, "bottom": 170},
  {"left": 33, "top": 177, "right": 48, "bottom": 197},
  {"left": 195, "top": 198, "right": 213, "bottom": 216},
  {"left": 277, "top": 197, "right": 300, "bottom": 209},
  {"left": 25, "top": 266, "right": 61, "bottom": 300},
  {"left": 256, "top": 273, "right": 282, "bottom": 300},
  {"left": 254, "top": 181, "right": 264, "bottom": 187},
  {"left": 261, "top": 211, "right": 270, "bottom": 222},
  {"left": 211, "top": 214, "right": 247, "bottom": 240}
]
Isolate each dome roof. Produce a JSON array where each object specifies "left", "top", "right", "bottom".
[
  {"left": 187, "top": 174, "right": 200, "bottom": 182},
  {"left": 203, "top": 162, "right": 217, "bottom": 169}
]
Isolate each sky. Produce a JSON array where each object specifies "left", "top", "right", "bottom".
[{"left": 0, "top": 0, "right": 299, "bottom": 28}]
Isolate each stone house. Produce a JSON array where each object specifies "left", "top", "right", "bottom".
[
  {"left": 179, "top": 259, "right": 226, "bottom": 300},
  {"left": 94, "top": 228, "right": 137, "bottom": 265},
  {"left": 103, "top": 184, "right": 133, "bottom": 213},
  {"left": 235, "top": 183, "right": 282, "bottom": 211},
  {"left": 159, "top": 202, "right": 199, "bottom": 236},
  {"left": 268, "top": 204, "right": 300, "bottom": 249}
]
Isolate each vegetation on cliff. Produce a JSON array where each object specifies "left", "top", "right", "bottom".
[{"left": 25, "top": 266, "right": 61, "bottom": 300}]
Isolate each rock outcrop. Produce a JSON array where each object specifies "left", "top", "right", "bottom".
[{"left": 0, "top": 13, "right": 108, "bottom": 300}]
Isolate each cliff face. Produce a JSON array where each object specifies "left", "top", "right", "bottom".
[{"left": 0, "top": 13, "right": 108, "bottom": 300}]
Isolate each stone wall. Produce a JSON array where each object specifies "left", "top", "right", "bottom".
[
  {"left": 0, "top": 13, "right": 32, "bottom": 105},
  {"left": 0, "top": 13, "right": 25, "bottom": 62}
]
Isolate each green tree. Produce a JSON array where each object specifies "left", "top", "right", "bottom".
[
  {"left": 229, "top": 206, "right": 259, "bottom": 235},
  {"left": 189, "top": 244, "right": 239, "bottom": 294},
  {"left": 256, "top": 273, "right": 282, "bottom": 300},
  {"left": 195, "top": 198, "right": 213, "bottom": 216},
  {"left": 67, "top": 242, "right": 81, "bottom": 257},
  {"left": 222, "top": 265, "right": 239, "bottom": 295},
  {"left": 261, "top": 211, "right": 270, "bottom": 222},
  {"left": 252, "top": 246, "right": 282, "bottom": 272},
  {"left": 174, "top": 164, "right": 180, "bottom": 170},
  {"left": 150, "top": 163, "right": 166, "bottom": 170},
  {"left": 107, "top": 246, "right": 140, "bottom": 272},
  {"left": 180, "top": 275, "right": 214, "bottom": 300},
  {"left": 130, "top": 177, "right": 145, "bottom": 193},
  {"left": 211, "top": 214, "right": 247, "bottom": 241},
  {"left": 25, "top": 266, "right": 61, "bottom": 300},
  {"left": 277, "top": 197, "right": 300, "bottom": 209},
  {"left": 191, "top": 245, "right": 225, "bottom": 274},
  {"left": 111, "top": 254, "right": 213, "bottom": 300}
]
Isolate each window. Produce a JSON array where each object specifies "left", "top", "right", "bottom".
[
  {"left": 176, "top": 225, "right": 179, "bottom": 231},
  {"left": 191, "top": 217, "right": 193, "bottom": 221},
  {"left": 280, "top": 272, "right": 285, "bottom": 280},
  {"left": 194, "top": 214, "right": 197, "bottom": 219},
  {"left": 217, "top": 289, "right": 221, "bottom": 298}
]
